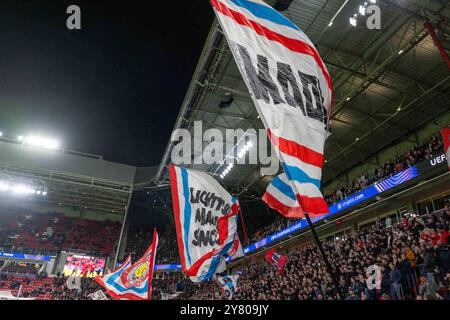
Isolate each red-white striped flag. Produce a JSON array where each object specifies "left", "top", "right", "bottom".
[{"left": 211, "top": 0, "right": 331, "bottom": 218}]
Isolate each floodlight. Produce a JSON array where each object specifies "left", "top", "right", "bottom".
[
  {"left": 0, "top": 182, "right": 10, "bottom": 191},
  {"left": 23, "top": 136, "right": 59, "bottom": 150},
  {"left": 11, "top": 184, "right": 34, "bottom": 195}
]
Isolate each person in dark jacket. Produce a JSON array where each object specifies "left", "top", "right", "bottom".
[
  {"left": 400, "top": 254, "right": 414, "bottom": 296},
  {"left": 437, "top": 242, "right": 450, "bottom": 275},
  {"left": 380, "top": 266, "right": 391, "bottom": 296},
  {"left": 424, "top": 247, "right": 439, "bottom": 291},
  {"left": 389, "top": 262, "right": 402, "bottom": 300}
]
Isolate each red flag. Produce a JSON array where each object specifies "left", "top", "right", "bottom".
[
  {"left": 442, "top": 128, "right": 450, "bottom": 170},
  {"left": 265, "top": 248, "right": 288, "bottom": 274}
]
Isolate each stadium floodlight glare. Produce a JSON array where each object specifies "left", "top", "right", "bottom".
[
  {"left": 349, "top": 17, "right": 357, "bottom": 27},
  {"left": 18, "top": 136, "right": 24, "bottom": 141},
  {"left": 42, "top": 191, "right": 48, "bottom": 196},
  {"left": 0, "top": 181, "right": 10, "bottom": 191},
  {"left": 23, "top": 136, "right": 59, "bottom": 150},
  {"left": 11, "top": 184, "right": 35, "bottom": 195},
  {"left": 0, "top": 132, "right": 2, "bottom": 137},
  {"left": 359, "top": 5, "right": 366, "bottom": 15}
]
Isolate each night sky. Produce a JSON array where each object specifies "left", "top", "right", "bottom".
[{"left": 0, "top": 1, "right": 214, "bottom": 167}]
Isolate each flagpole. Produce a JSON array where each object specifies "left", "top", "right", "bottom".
[
  {"left": 302, "top": 210, "right": 343, "bottom": 300},
  {"left": 237, "top": 200, "right": 250, "bottom": 245}
]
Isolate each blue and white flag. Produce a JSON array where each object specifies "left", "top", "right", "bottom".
[
  {"left": 216, "top": 272, "right": 241, "bottom": 299},
  {"left": 211, "top": 0, "right": 332, "bottom": 218},
  {"left": 169, "top": 165, "right": 243, "bottom": 282},
  {"left": 95, "top": 229, "right": 158, "bottom": 300}
]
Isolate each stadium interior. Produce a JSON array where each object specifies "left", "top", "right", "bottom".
[{"left": 0, "top": 0, "right": 449, "bottom": 301}]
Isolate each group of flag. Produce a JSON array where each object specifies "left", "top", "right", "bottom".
[
  {"left": 93, "top": 0, "right": 335, "bottom": 300},
  {"left": 94, "top": 229, "right": 158, "bottom": 300},
  {"left": 87, "top": 0, "right": 450, "bottom": 301}
]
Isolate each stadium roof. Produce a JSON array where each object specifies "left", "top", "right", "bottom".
[
  {"left": 153, "top": 0, "right": 450, "bottom": 199},
  {"left": 0, "top": 138, "right": 136, "bottom": 216}
]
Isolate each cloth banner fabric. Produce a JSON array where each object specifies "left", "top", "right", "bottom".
[
  {"left": 262, "top": 172, "right": 305, "bottom": 218},
  {"left": 89, "top": 290, "right": 109, "bottom": 300},
  {"left": 217, "top": 272, "right": 241, "bottom": 299},
  {"left": 265, "top": 248, "right": 288, "bottom": 274},
  {"left": 169, "top": 165, "right": 243, "bottom": 282},
  {"left": 95, "top": 229, "right": 158, "bottom": 300},
  {"left": 442, "top": 128, "right": 450, "bottom": 170},
  {"left": 211, "top": 0, "right": 332, "bottom": 218}
]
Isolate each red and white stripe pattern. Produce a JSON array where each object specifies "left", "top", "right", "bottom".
[
  {"left": 262, "top": 173, "right": 304, "bottom": 218},
  {"left": 211, "top": 0, "right": 332, "bottom": 217},
  {"left": 169, "top": 165, "right": 243, "bottom": 282},
  {"left": 95, "top": 230, "right": 158, "bottom": 300}
]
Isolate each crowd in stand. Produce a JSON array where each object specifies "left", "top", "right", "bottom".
[
  {"left": 0, "top": 132, "right": 447, "bottom": 300},
  {"left": 180, "top": 205, "right": 450, "bottom": 300},
  {"left": 0, "top": 210, "right": 120, "bottom": 257},
  {"left": 0, "top": 262, "right": 38, "bottom": 275},
  {"left": 245, "top": 215, "right": 296, "bottom": 245},
  {"left": 324, "top": 134, "right": 443, "bottom": 206},
  {"left": 123, "top": 225, "right": 178, "bottom": 264},
  {"left": 0, "top": 204, "right": 448, "bottom": 300},
  {"left": 242, "top": 133, "right": 444, "bottom": 246}
]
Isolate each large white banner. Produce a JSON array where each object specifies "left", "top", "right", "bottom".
[
  {"left": 211, "top": 0, "right": 332, "bottom": 218},
  {"left": 169, "top": 165, "right": 242, "bottom": 282}
]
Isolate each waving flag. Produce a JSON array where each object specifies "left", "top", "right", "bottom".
[
  {"left": 95, "top": 229, "right": 158, "bottom": 300},
  {"left": 216, "top": 272, "right": 241, "bottom": 299},
  {"left": 442, "top": 128, "right": 450, "bottom": 170},
  {"left": 169, "top": 165, "right": 243, "bottom": 282},
  {"left": 262, "top": 172, "right": 306, "bottom": 218},
  {"left": 211, "top": 0, "right": 332, "bottom": 217},
  {"left": 88, "top": 290, "right": 109, "bottom": 300},
  {"left": 265, "top": 248, "right": 288, "bottom": 274}
]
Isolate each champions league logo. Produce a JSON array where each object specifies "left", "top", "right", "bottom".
[{"left": 121, "top": 261, "right": 150, "bottom": 288}]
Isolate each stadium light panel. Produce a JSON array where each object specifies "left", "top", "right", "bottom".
[
  {"left": 23, "top": 136, "right": 59, "bottom": 150},
  {"left": 0, "top": 181, "right": 10, "bottom": 191},
  {"left": 11, "top": 184, "right": 35, "bottom": 195}
]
